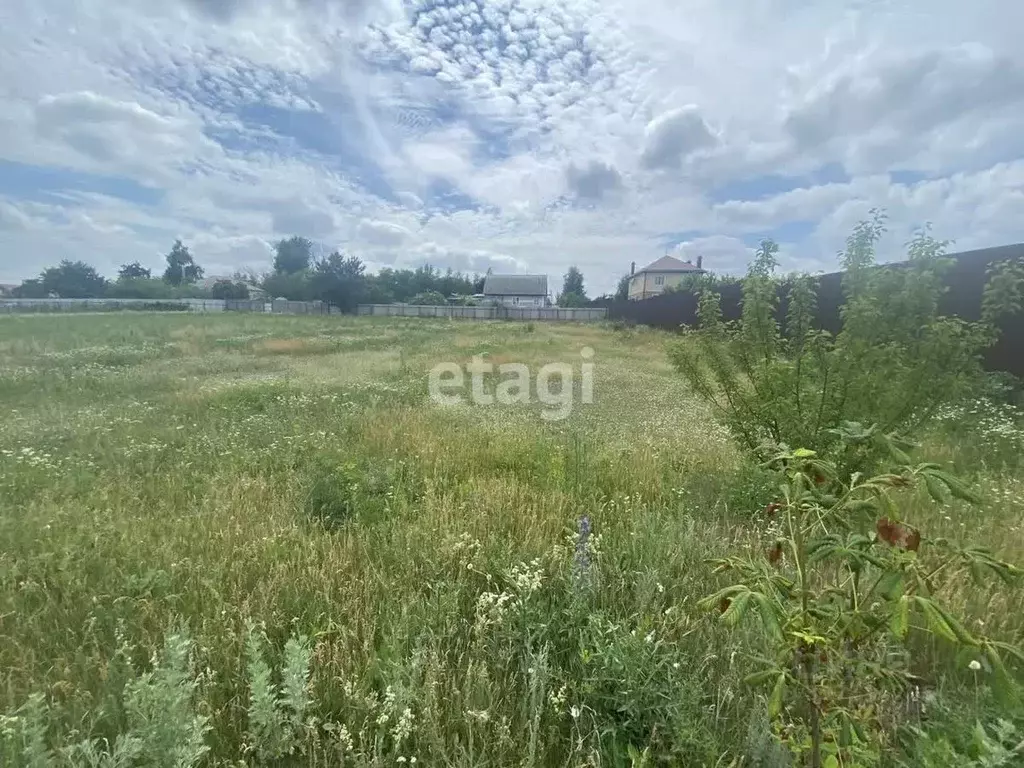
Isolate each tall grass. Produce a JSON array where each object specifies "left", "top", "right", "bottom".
[{"left": 1, "top": 313, "right": 1021, "bottom": 765}]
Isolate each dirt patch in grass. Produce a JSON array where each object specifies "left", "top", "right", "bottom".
[{"left": 257, "top": 337, "right": 314, "bottom": 354}]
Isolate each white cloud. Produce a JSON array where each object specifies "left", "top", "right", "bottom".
[
  {"left": 566, "top": 160, "right": 623, "bottom": 200},
  {"left": 0, "top": 0, "right": 1022, "bottom": 296},
  {"left": 640, "top": 107, "right": 717, "bottom": 170},
  {"left": 357, "top": 218, "right": 412, "bottom": 246}
]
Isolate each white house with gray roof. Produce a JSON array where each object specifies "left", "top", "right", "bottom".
[{"left": 481, "top": 273, "right": 549, "bottom": 307}]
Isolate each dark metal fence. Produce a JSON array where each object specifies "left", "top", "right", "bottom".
[{"left": 606, "top": 244, "right": 1024, "bottom": 377}]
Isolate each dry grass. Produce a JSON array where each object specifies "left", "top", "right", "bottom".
[{"left": 0, "top": 312, "right": 1021, "bottom": 766}]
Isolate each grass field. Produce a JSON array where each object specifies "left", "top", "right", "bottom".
[{"left": 2, "top": 313, "right": 1022, "bottom": 766}]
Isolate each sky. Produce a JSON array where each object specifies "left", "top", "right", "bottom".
[{"left": 1, "top": 0, "right": 1023, "bottom": 295}]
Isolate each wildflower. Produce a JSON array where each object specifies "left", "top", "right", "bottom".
[
  {"left": 969, "top": 660, "right": 982, "bottom": 672},
  {"left": 392, "top": 707, "right": 415, "bottom": 743},
  {"left": 549, "top": 684, "right": 567, "bottom": 710},
  {"left": 569, "top": 705, "right": 581, "bottom": 719}
]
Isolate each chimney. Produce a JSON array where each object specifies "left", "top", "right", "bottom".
[
  {"left": 630, "top": 261, "right": 635, "bottom": 275},
  {"left": 696, "top": 255, "right": 703, "bottom": 270}
]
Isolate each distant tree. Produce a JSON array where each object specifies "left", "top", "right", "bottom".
[
  {"left": 615, "top": 274, "right": 630, "bottom": 301},
  {"left": 472, "top": 274, "right": 486, "bottom": 293},
  {"left": 39, "top": 260, "right": 108, "bottom": 298},
  {"left": 12, "top": 279, "right": 47, "bottom": 298},
  {"left": 261, "top": 270, "right": 312, "bottom": 301},
  {"left": 162, "top": 240, "right": 203, "bottom": 286},
  {"left": 210, "top": 280, "right": 250, "bottom": 300},
  {"left": 366, "top": 265, "right": 474, "bottom": 304},
  {"left": 106, "top": 277, "right": 173, "bottom": 299},
  {"left": 273, "top": 236, "right": 313, "bottom": 274},
  {"left": 561, "top": 266, "right": 587, "bottom": 299},
  {"left": 313, "top": 251, "right": 366, "bottom": 313},
  {"left": 557, "top": 291, "right": 587, "bottom": 308},
  {"left": 118, "top": 261, "right": 151, "bottom": 281}
]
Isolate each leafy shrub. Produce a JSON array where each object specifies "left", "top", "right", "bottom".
[
  {"left": 671, "top": 212, "right": 1024, "bottom": 470},
  {"left": 409, "top": 290, "right": 447, "bottom": 306},
  {"left": 1, "top": 629, "right": 210, "bottom": 768},
  {"left": 244, "top": 623, "right": 312, "bottom": 761},
  {"left": 303, "top": 457, "right": 422, "bottom": 529},
  {"left": 698, "top": 435, "right": 1022, "bottom": 767}
]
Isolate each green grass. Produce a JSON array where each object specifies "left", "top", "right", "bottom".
[{"left": 1, "top": 313, "right": 1021, "bottom": 766}]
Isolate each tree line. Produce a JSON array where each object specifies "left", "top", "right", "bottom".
[
  {"left": 8, "top": 237, "right": 488, "bottom": 311},
  {"left": 8, "top": 235, "right": 626, "bottom": 310}
]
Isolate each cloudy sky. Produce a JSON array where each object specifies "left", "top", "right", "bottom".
[{"left": 1, "top": 0, "right": 1022, "bottom": 293}]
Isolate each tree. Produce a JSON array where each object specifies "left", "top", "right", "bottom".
[
  {"left": 39, "top": 260, "right": 107, "bottom": 298},
  {"left": 210, "top": 280, "right": 250, "bottom": 300},
  {"left": 162, "top": 241, "right": 203, "bottom": 286},
  {"left": 106, "top": 278, "right": 173, "bottom": 299},
  {"left": 557, "top": 291, "right": 588, "bottom": 308},
  {"left": 312, "top": 251, "right": 366, "bottom": 313},
  {"left": 118, "top": 262, "right": 151, "bottom": 281},
  {"left": 670, "top": 212, "right": 1024, "bottom": 467},
  {"left": 615, "top": 275, "right": 630, "bottom": 301},
  {"left": 273, "top": 237, "right": 313, "bottom": 275},
  {"left": 261, "top": 271, "right": 312, "bottom": 301},
  {"left": 12, "top": 279, "right": 47, "bottom": 298},
  {"left": 561, "top": 266, "right": 586, "bottom": 299}
]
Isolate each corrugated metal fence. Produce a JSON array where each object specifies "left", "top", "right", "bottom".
[
  {"left": 356, "top": 304, "right": 607, "bottom": 321},
  {"left": 223, "top": 300, "right": 338, "bottom": 314}
]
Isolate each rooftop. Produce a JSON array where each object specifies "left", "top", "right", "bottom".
[{"left": 635, "top": 255, "right": 704, "bottom": 275}]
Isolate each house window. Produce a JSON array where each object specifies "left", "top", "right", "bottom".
[{"left": 654, "top": 276, "right": 665, "bottom": 286}]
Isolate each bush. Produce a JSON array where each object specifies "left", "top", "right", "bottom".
[
  {"left": 409, "top": 290, "right": 448, "bottom": 306},
  {"left": 671, "top": 212, "right": 1024, "bottom": 470}
]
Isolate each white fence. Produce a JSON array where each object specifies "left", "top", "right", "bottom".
[
  {"left": 0, "top": 298, "right": 226, "bottom": 313},
  {"left": 0, "top": 298, "right": 340, "bottom": 315},
  {"left": 0, "top": 298, "right": 606, "bottom": 321},
  {"left": 357, "top": 304, "right": 607, "bottom": 321}
]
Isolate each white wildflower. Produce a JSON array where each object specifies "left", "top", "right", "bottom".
[{"left": 393, "top": 706, "right": 415, "bottom": 743}]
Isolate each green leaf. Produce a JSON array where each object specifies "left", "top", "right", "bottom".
[
  {"left": 753, "top": 593, "right": 784, "bottom": 641},
  {"left": 928, "top": 600, "right": 978, "bottom": 645},
  {"left": 792, "top": 448, "right": 817, "bottom": 458},
  {"left": 889, "top": 595, "right": 910, "bottom": 640},
  {"left": 823, "top": 756, "right": 839, "bottom": 768},
  {"left": 930, "top": 470, "right": 982, "bottom": 504},
  {"left": 876, "top": 571, "right": 905, "bottom": 601},
  {"left": 744, "top": 669, "right": 780, "bottom": 686},
  {"left": 721, "top": 591, "right": 753, "bottom": 626},
  {"left": 914, "top": 597, "right": 958, "bottom": 643},
  {"left": 768, "top": 672, "right": 786, "bottom": 718},
  {"left": 924, "top": 474, "right": 951, "bottom": 504},
  {"left": 983, "top": 644, "right": 1019, "bottom": 707}
]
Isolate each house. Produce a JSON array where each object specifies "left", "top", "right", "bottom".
[
  {"left": 627, "top": 255, "right": 705, "bottom": 300},
  {"left": 0, "top": 283, "right": 18, "bottom": 297},
  {"left": 482, "top": 274, "right": 549, "bottom": 307}
]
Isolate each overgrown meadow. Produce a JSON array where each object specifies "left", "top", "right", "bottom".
[{"left": 1, "top": 310, "right": 1023, "bottom": 766}]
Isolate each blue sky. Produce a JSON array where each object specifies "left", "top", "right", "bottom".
[{"left": 1, "top": 0, "right": 1023, "bottom": 293}]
